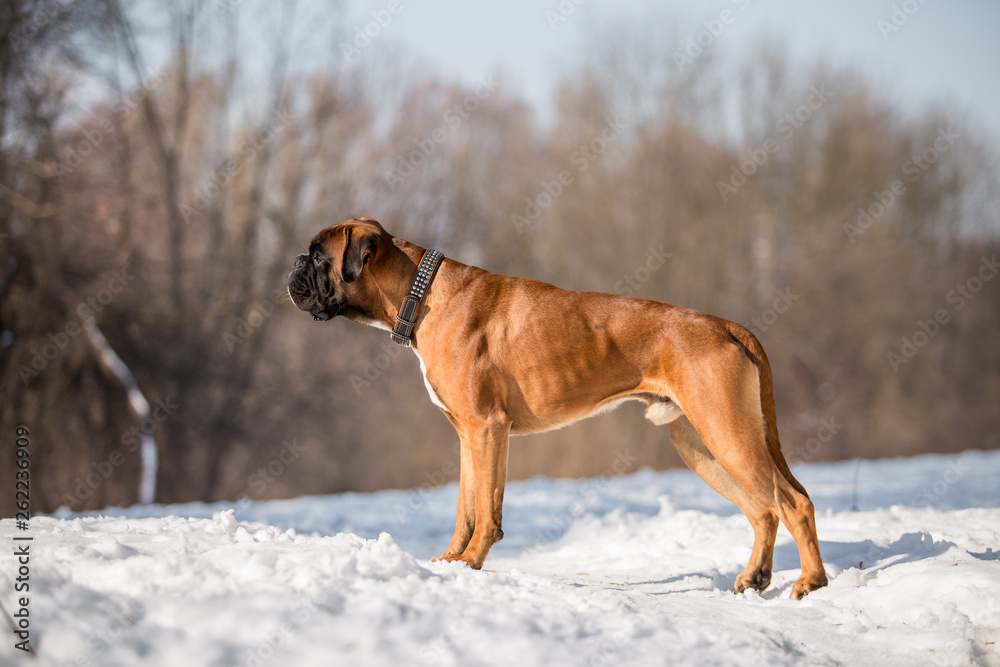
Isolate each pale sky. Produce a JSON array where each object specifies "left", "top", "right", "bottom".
[{"left": 341, "top": 0, "right": 1000, "bottom": 148}]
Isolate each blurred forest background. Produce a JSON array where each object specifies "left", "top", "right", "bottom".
[{"left": 1, "top": 0, "right": 998, "bottom": 515}]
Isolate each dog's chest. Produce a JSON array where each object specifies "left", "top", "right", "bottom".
[
  {"left": 362, "top": 320, "right": 450, "bottom": 413},
  {"left": 411, "top": 348, "right": 449, "bottom": 414}
]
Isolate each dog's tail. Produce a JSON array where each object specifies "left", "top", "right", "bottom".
[{"left": 722, "top": 320, "right": 809, "bottom": 498}]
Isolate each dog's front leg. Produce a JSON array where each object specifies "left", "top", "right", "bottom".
[
  {"left": 436, "top": 436, "right": 476, "bottom": 559},
  {"left": 438, "top": 418, "right": 510, "bottom": 569}
]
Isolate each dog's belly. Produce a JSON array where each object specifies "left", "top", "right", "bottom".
[
  {"left": 499, "top": 333, "right": 683, "bottom": 435},
  {"left": 507, "top": 387, "right": 684, "bottom": 435}
]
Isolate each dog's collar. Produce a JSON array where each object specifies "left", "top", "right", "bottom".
[{"left": 390, "top": 249, "right": 444, "bottom": 347}]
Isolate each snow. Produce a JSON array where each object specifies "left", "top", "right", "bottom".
[{"left": 3, "top": 450, "right": 999, "bottom": 666}]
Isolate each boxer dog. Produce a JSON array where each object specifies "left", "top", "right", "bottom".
[{"left": 288, "top": 218, "right": 828, "bottom": 599}]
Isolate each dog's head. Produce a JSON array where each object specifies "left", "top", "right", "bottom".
[{"left": 287, "top": 218, "right": 389, "bottom": 322}]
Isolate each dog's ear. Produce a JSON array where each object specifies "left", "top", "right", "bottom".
[{"left": 340, "top": 224, "right": 380, "bottom": 283}]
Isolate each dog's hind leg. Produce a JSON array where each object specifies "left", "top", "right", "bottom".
[
  {"left": 677, "top": 348, "right": 827, "bottom": 599},
  {"left": 669, "top": 416, "right": 779, "bottom": 594}
]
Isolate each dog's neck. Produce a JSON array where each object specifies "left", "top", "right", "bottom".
[{"left": 351, "top": 239, "right": 439, "bottom": 335}]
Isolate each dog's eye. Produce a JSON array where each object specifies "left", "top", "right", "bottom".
[{"left": 313, "top": 256, "right": 324, "bottom": 267}]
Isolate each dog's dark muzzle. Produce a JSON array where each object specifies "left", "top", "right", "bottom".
[{"left": 288, "top": 254, "right": 339, "bottom": 321}]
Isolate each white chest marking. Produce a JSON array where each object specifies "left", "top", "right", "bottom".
[
  {"left": 360, "top": 320, "right": 448, "bottom": 412},
  {"left": 411, "top": 347, "right": 450, "bottom": 414}
]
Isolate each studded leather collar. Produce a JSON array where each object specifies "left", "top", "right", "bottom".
[{"left": 390, "top": 249, "right": 444, "bottom": 346}]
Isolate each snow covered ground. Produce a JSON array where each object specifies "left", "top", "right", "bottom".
[{"left": 3, "top": 450, "right": 999, "bottom": 666}]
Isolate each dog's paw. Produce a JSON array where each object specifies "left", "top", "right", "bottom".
[
  {"left": 432, "top": 552, "right": 485, "bottom": 569},
  {"left": 431, "top": 552, "right": 461, "bottom": 563},
  {"left": 789, "top": 571, "right": 829, "bottom": 600},
  {"left": 734, "top": 568, "right": 771, "bottom": 594}
]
